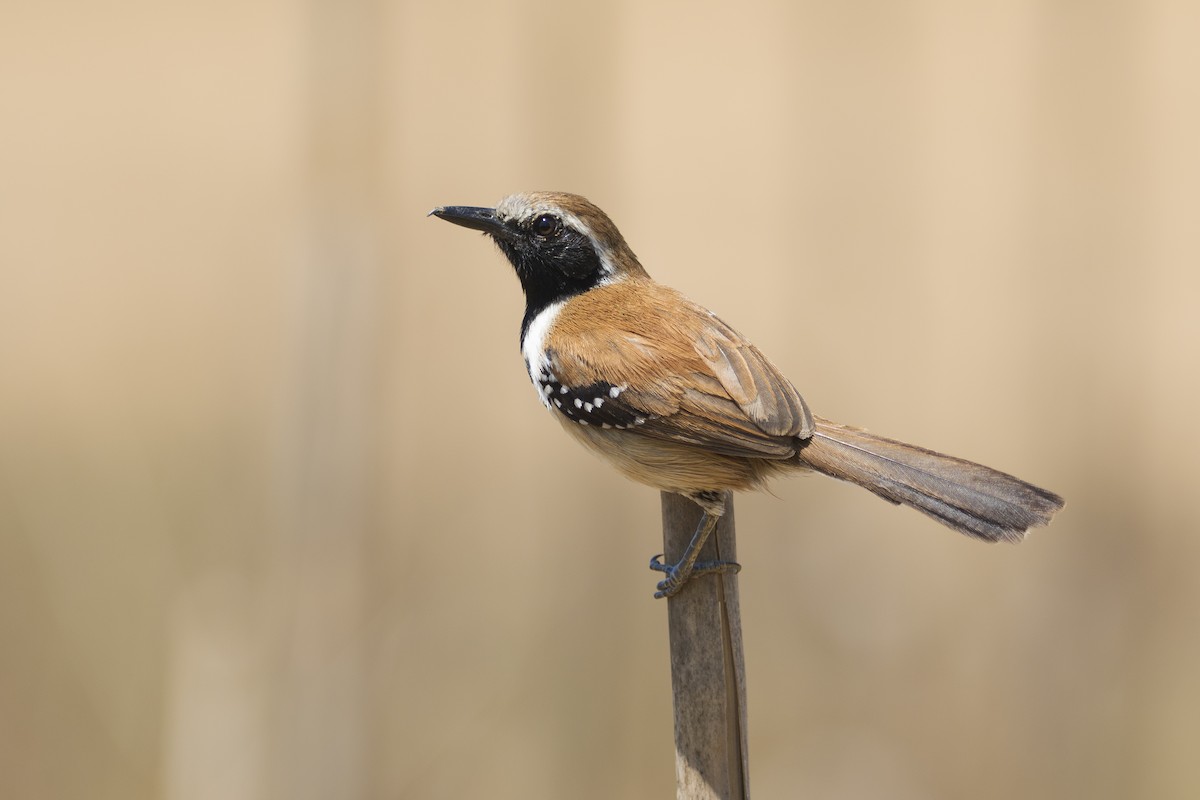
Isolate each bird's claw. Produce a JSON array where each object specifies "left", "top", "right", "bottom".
[{"left": 648, "top": 554, "right": 741, "bottom": 599}]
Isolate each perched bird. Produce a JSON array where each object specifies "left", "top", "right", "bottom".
[{"left": 431, "top": 192, "right": 1064, "bottom": 598}]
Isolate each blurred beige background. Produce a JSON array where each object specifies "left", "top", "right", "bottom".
[{"left": 3, "top": 1, "right": 1198, "bottom": 798}]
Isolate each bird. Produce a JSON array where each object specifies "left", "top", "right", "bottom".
[{"left": 430, "top": 192, "right": 1064, "bottom": 598}]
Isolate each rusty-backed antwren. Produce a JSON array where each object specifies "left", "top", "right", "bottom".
[{"left": 431, "top": 192, "right": 1064, "bottom": 598}]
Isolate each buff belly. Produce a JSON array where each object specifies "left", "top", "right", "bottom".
[{"left": 556, "top": 415, "right": 799, "bottom": 496}]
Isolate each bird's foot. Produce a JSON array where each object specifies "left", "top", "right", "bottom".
[{"left": 648, "top": 554, "right": 742, "bottom": 599}]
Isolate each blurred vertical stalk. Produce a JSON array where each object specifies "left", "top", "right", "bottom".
[
  {"left": 162, "top": 4, "right": 386, "bottom": 798},
  {"left": 268, "top": 0, "right": 384, "bottom": 796}
]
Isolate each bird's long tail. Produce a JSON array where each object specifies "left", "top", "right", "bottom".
[{"left": 795, "top": 417, "right": 1064, "bottom": 542}]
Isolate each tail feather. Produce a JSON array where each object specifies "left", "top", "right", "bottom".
[{"left": 796, "top": 418, "right": 1064, "bottom": 542}]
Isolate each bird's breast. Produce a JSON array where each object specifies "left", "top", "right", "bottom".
[{"left": 519, "top": 296, "right": 647, "bottom": 429}]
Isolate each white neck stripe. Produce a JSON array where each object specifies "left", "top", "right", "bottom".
[{"left": 522, "top": 299, "right": 564, "bottom": 408}]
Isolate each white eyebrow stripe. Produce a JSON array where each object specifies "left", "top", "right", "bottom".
[{"left": 552, "top": 209, "right": 617, "bottom": 277}]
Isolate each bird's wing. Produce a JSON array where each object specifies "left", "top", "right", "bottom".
[
  {"left": 694, "top": 312, "right": 814, "bottom": 439},
  {"left": 542, "top": 281, "right": 812, "bottom": 459}
]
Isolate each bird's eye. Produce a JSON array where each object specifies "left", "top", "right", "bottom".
[{"left": 531, "top": 214, "right": 559, "bottom": 237}]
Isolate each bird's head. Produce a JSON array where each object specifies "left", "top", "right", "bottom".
[{"left": 431, "top": 192, "right": 648, "bottom": 315}]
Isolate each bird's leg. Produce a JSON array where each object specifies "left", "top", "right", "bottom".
[{"left": 649, "top": 491, "right": 741, "bottom": 599}]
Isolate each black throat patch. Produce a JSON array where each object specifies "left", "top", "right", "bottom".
[{"left": 493, "top": 229, "right": 607, "bottom": 348}]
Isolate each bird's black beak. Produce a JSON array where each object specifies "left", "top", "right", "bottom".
[{"left": 429, "top": 205, "right": 515, "bottom": 242}]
